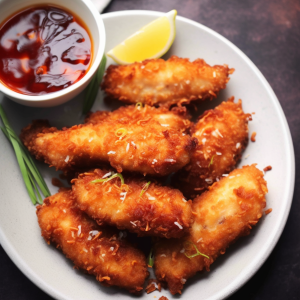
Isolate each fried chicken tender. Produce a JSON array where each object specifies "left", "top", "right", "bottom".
[
  {"left": 101, "top": 56, "right": 233, "bottom": 107},
  {"left": 20, "top": 105, "right": 196, "bottom": 176},
  {"left": 85, "top": 104, "right": 191, "bottom": 132},
  {"left": 154, "top": 165, "right": 268, "bottom": 294},
  {"left": 71, "top": 169, "right": 192, "bottom": 238},
  {"left": 173, "top": 97, "right": 251, "bottom": 198},
  {"left": 37, "top": 189, "right": 148, "bottom": 293}
]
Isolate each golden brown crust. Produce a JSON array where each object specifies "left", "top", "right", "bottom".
[
  {"left": 20, "top": 105, "right": 196, "bottom": 176},
  {"left": 154, "top": 165, "right": 268, "bottom": 294},
  {"left": 36, "top": 189, "right": 148, "bottom": 293},
  {"left": 172, "top": 97, "right": 251, "bottom": 198},
  {"left": 71, "top": 169, "right": 193, "bottom": 238},
  {"left": 101, "top": 56, "right": 233, "bottom": 107}
]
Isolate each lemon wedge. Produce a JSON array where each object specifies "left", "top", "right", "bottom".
[{"left": 107, "top": 10, "right": 177, "bottom": 65}]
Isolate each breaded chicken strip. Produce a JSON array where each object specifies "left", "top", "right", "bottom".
[
  {"left": 72, "top": 169, "right": 192, "bottom": 238},
  {"left": 85, "top": 105, "right": 191, "bottom": 132},
  {"left": 37, "top": 189, "right": 148, "bottom": 293},
  {"left": 173, "top": 97, "right": 251, "bottom": 199},
  {"left": 154, "top": 165, "right": 267, "bottom": 294},
  {"left": 101, "top": 56, "right": 233, "bottom": 107},
  {"left": 21, "top": 105, "right": 196, "bottom": 176}
]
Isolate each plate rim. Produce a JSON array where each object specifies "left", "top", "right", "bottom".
[{"left": 0, "top": 9, "right": 295, "bottom": 300}]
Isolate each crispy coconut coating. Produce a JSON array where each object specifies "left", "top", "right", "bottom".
[
  {"left": 173, "top": 97, "right": 251, "bottom": 199},
  {"left": 36, "top": 189, "right": 148, "bottom": 293},
  {"left": 101, "top": 56, "right": 233, "bottom": 107},
  {"left": 71, "top": 169, "right": 193, "bottom": 238},
  {"left": 154, "top": 165, "right": 268, "bottom": 295},
  {"left": 20, "top": 105, "right": 196, "bottom": 176},
  {"left": 85, "top": 104, "right": 191, "bottom": 132}
]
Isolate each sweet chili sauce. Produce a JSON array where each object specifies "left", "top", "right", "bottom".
[{"left": 0, "top": 5, "right": 92, "bottom": 95}]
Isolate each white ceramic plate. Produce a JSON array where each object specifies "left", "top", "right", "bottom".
[{"left": 0, "top": 10, "right": 295, "bottom": 300}]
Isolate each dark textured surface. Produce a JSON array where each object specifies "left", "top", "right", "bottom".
[{"left": 1, "top": 0, "right": 300, "bottom": 299}]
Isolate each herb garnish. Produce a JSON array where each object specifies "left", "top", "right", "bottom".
[
  {"left": 136, "top": 102, "right": 143, "bottom": 109},
  {"left": 148, "top": 248, "right": 154, "bottom": 267},
  {"left": 82, "top": 54, "right": 107, "bottom": 114},
  {"left": 92, "top": 173, "right": 125, "bottom": 185},
  {"left": 0, "top": 105, "right": 51, "bottom": 205},
  {"left": 140, "top": 181, "right": 151, "bottom": 197},
  {"left": 208, "top": 155, "right": 215, "bottom": 167},
  {"left": 183, "top": 241, "right": 209, "bottom": 259}
]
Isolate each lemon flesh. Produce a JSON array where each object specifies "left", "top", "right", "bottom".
[{"left": 107, "top": 10, "right": 177, "bottom": 65}]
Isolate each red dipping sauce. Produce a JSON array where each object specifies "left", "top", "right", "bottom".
[{"left": 0, "top": 6, "right": 92, "bottom": 95}]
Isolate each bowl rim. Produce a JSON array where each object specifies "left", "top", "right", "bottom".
[{"left": 0, "top": 0, "right": 106, "bottom": 103}]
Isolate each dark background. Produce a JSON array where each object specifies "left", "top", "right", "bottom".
[{"left": 1, "top": 0, "right": 300, "bottom": 299}]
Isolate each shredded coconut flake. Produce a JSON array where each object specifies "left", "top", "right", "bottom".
[
  {"left": 77, "top": 225, "right": 81, "bottom": 237},
  {"left": 126, "top": 143, "right": 130, "bottom": 152},
  {"left": 236, "top": 142, "right": 241, "bottom": 149},
  {"left": 89, "top": 137, "right": 93, "bottom": 142},
  {"left": 222, "top": 174, "right": 229, "bottom": 177},
  {"left": 102, "top": 254, "right": 105, "bottom": 257},
  {"left": 196, "top": 161, "right": 201, "bottom": 168},
  {"left": 161, "top": 124, "right": 169, "bottom": 127},
  {"left": 65, "top": 155, "right": 69, "bottom": 163},
  {"left": 120, "top": 192, "right": 127, "bottom": 201},
  {"left": 213, "top": 71, "right": 216, "bottom": 77},
  {"left": 165, "top": 158, "right": 175, "bottom": 163},
  {"left": 71, "top": 231, "right": 75, "bottom": 238},
  {"left": 197, "top": 237, "right": 203, "bottom": 243},
  {"left": 131, "top": 141, "right": 136, "bottom": 147},
  {"left": 130, "top": 221, "right": 137, "bottom": 227},
  {"left": 83, "top": 248, "right": 88, "bottom": 253},
  {"left": 180, "top": 248, "right": 185, "bottom": 253},
  {"left": 146, "top": 193, "right": 156, "bottom": 200},
  {"left": 202, "top": 138, "right": 206, "bottom": 145},
  {"left": 110, "top": 247, "right": 114, "bottom": 251},
  {"left": 229, "top": 176, "right": 235, "bottom": 179},
  {"left": 88, "top": 230, "right": 99, "bottom": 240},
  {"left": 63, "top": 209, "right": 66, "bottom": 213},
  {"left": 160, "top": 254, "right": 166, "bottom": 257},
  {"left": 182, "top": 198, "right": 187, "bottom": 202},
  {"left": 141, "top": 65, "right": 145, "bottom": 69},
  {"left": 185, "top": 80, "right": 190, "bottom": 84},
  {"left": 216, "top": 152, "right": 222, "bottom": 155},
  {"left": 107, "top": 151, "right": 116, "bottom": 155},
  {"left": 174, "top": 222, "right": 183, "bottom": 229},
  {"left": 205, "top": 178, "right": 213, "bottom": 184},
  {"left": 102, "top": 172, "right": 112, "bottom": 179},
  {"left": 215, "top": 129, "right": 223, "bottom": 137},
  {"left": 152, "top": 159, "right": 157, "bottom": 165},
  {"left": 181, "top": 278, "right": 187, "bottom": 284}
]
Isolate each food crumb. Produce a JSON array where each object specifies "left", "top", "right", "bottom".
[
  {"left": 265, "top": 208, "right": 272, "bottom": 215},
  {"left": 159, "top": 297, "right": 169, "bottom": 300},
  {"left": 251, "top": 132, "right": 256, "bottom": 142},
  {"left": 146, "top": 279, "right": 161, "bottom": 294},
  {"left": 52, "top": 178, "right": 64, "bottom": 187},
  {"left": 263, "top": 165, "right": 272, "bottom": 172}
]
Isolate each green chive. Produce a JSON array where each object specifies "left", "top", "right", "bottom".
[
  {"left": 0, "top": 104, "right": 51, "bottom": 205},
  {"left": 82, "top": 54, "right": 107, "bottom": 114},
  {"left": 208, "top": 155, "right": 215, "bottom": 167},
  {"left": 92, "top": 172, "right": 125, "bottom": 185},
  {"left": 147, "top": 248, "right": 154, "bottom": 267},
  {"left": 140, "top": 181, "right": 151, "bottom": 197},
  {"left": 183, "top": 241, "right": 209, "bottom": 259}
]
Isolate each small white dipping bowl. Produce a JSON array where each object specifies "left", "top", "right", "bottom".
[{"left": 0, "top": 0, "right": 105, "bottom": 107}]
